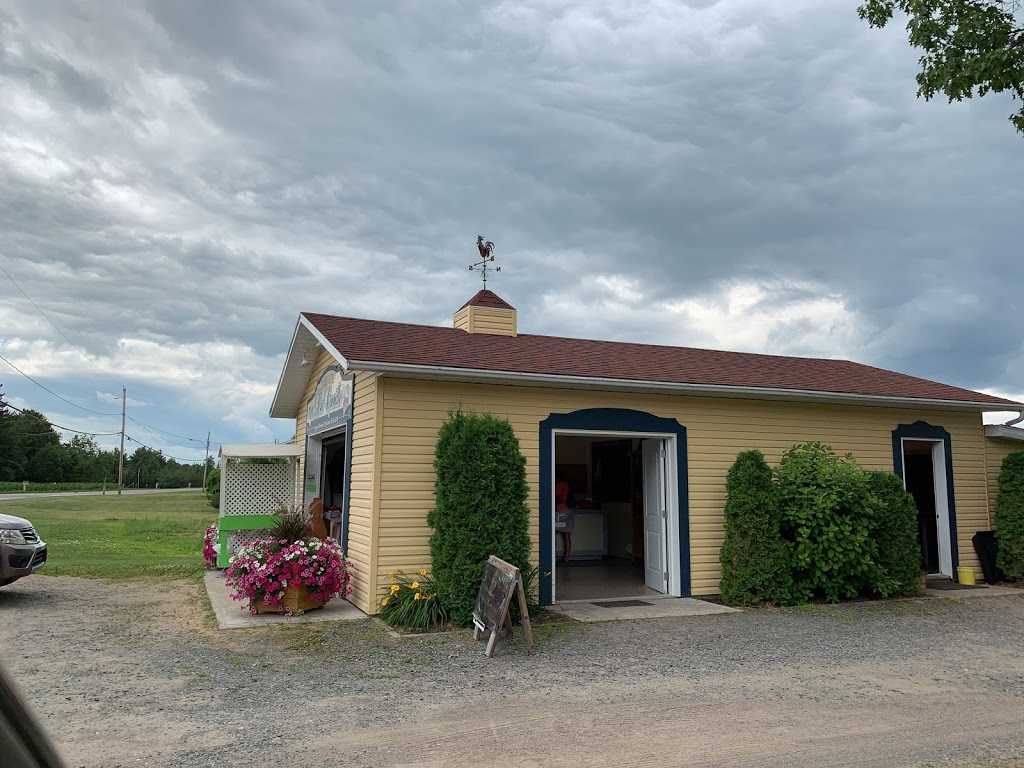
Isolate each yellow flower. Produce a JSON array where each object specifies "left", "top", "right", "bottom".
[
  {"left": 411, "top": 581, "right": 419, "bottom": 589},
  {"left": 418, "top": 568, "right": 427, "bottom": 576},
  {"left": 414, "top": 592, "right": 422, "bottom": 600},
  {"left": 380, "top": 597, "right": 389, "bottom": 607},
  {"left": 390, "top": 584, "right": 400, "bottom": 594},
  {"left": 387, "top": 573, "right": 395, "bottom": 580}
]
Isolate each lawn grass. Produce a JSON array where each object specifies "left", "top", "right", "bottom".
[{"left": 0, "top": 491, "right": 217, "bottom": 580}]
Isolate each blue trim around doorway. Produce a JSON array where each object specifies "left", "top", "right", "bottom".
[
  {"left": 891, "top": 421, "right": 959, "bottom": 571},
  {"left": 538, "top": 408, "right": 689, "bottom": 605}
]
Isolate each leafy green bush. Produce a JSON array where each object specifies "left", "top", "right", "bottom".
[
  {"left": 205, "top": 468, "right": 220, "bottom": 509},
  {"left": 995, "top": 451, "right": 1024, "bottom": 581},
  {"left": 719, "top": 449, "right": 793, "bottom": 606},
  {"left": 866, "top": 471, "right": 921, "bottom": 596},
  {"left": 427, "top": 409, "right": 530, "bottom": 626},
  {"left": 776, "top": 442, "right": 881, "bottom": 603}
]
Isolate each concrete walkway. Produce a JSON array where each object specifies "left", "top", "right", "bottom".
[
  {"left": 204, "top": 570, "right": 367, "bottom": 629},
  {"left": 549, "top": 593, "right": 740, "bottom": 622},
  {"left": 922, "top": 581, "right": 1023, "bottom": 599}
]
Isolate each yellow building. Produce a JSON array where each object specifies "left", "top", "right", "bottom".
[{"left": 269, "top": 290, "right": 1023, "bottom": 615}]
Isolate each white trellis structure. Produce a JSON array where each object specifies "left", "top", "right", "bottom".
[{"left": 215, "top": 443, "right": 304, "bottom": 567}]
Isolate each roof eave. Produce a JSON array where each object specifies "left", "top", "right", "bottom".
[
  {"left": 347, "top": 360, "right": 1020, "bottom": 412},
  {"left": 269, "top": 315, "right": 351, "bottom": 419},
  {"left": 984, "top": 425, "right": 1024, "bottom": 442}
]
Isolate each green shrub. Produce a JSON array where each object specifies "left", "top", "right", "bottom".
[
  {"left": 427, "top": 409, "right": 531, "bottom": 626},
  {"left": 995, "top": 451, "right": 1024, "bottom": 581},
  {"left": 866, "top": 471, "right": 921, "bottom": 596},
  {"left": 719, "top": 449, "right": 793, "bottom": 606},
  {"left": 776, "top": 442, "right": 880, "bottom": 603},
  {"left": 205, "top": 468, "right": 220, "bottom": 509}
]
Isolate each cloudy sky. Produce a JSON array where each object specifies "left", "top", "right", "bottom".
[{"left": 1, "top": 0, "right": 1022, "bottom": 462}]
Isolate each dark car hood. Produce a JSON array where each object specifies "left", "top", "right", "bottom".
[{"left": 0, "top": 513, "right": 33, "bottom": 529}]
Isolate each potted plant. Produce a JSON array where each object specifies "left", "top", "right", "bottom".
[{"left": 225, "top": 507, "right": 352, "bottom": 615}]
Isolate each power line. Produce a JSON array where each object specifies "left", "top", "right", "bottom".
[
  {"left": 0, "top": 351, "right": 121, "bottom": 416},
  {"left": 2, "top": 402, "right": 121, "bottom": 437},
  {"left": 125, "top": 415, "right": 210, "bottom": 444},
  {"left": 0, "top": 261, "right": 112, "bottom": 377},
  {"left": 124, "top": 435, "right": 207, "bottom": 464},
  {"left": 128, "top": 417, "right": 212, "bottom": 451}
]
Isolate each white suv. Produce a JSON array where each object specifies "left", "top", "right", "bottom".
[{"left": 0, "top": 513, "right": 47, "bottom": 587}]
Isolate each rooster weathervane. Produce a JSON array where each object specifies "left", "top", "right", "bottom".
[{"left": 469, "top": 235, "right": 499, "bottom": 289}]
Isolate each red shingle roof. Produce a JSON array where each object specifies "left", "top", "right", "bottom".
[
  {"left": 300, "top": 312, "right": 1021, "bottom": 408},
  {"left": 459, "top": 290, "right": 516, "bottom": 311}
]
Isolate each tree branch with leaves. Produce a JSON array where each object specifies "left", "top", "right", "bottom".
[{"left": 858, "top": 0, "right": 1024, "bottom": 133}]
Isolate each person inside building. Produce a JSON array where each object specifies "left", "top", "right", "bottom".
[{"left": 555, "top": 474, "right": 576, "bottom": 563}]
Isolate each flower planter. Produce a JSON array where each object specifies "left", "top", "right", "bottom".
[
  {"left": 251, "top": 585, "right": 329, "bottom": 615},
  {"left": 226, "top": 534, "right": 351, "bottom": 616}
]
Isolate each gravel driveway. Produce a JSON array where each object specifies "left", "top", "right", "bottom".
[{"left": 3, "top": 576, "right": 1024, "bottom": 767}]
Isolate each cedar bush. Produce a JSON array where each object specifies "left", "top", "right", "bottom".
[
  {"left": 719, "top": 449, "right": 793, "bottom": 606},
  {"left": 994, "top": 451, "right": 1024, "bottom": 581},
  {"left": 865, "top": 470, "right": 921, "bottom": 596},
  {"left": 205, "top": 468, "right": 220, "bottom": 510},
  {"left": 427, "top": 409, "right": 531, "bottom": 626},
  {"left": 776, "top": 442, "right": 881, "bottom": 603}
]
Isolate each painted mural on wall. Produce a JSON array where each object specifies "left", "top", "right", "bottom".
[{"left": 308, "top": 366, "right": 354, "bottom": 435}]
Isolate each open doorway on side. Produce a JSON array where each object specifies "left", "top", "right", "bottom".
[
  {"left": 305, "top": 426, "right": 349, "bottom": 545},
  {"left": 901, "top": 438, "right": 952, "bottom": 577},
  {"left": 553, "top": 433, "right": 673, "bottom": 601}
]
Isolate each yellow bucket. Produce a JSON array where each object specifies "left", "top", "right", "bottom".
[{"left": 957, "top": 565, "right": 976, "bottom": 586}]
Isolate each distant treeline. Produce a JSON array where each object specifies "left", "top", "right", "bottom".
[{"left": 0, "top": 386, "right": 210, "bottom": 489}]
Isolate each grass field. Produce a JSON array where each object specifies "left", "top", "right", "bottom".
[{"left": 0, "top": 491, "right": 217, "bottom": 580}]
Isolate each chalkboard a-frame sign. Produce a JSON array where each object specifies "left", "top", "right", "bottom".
[{"left": 472, "top": 556, "right": 535, "bottom": 658}]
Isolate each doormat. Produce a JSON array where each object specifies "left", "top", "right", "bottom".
[
  {"left": 926, "top": 580, "right": 986, "bottom": 590},
  {"left": 591, "top": 599, "right": 653, "bottom": 608}
]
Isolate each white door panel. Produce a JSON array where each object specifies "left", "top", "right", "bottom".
[{"left": 643, "top": 439, "right": 668, "bottom": 593}]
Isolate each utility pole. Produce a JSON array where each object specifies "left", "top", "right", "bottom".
[
  {"left": 201, "top": 432, "right": 211, "bottom": 488},
  {"left": 117, "top": 386, "right": 126, "bottom": 496}
]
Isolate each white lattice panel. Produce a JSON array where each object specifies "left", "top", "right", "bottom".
[
  {"left": 228, "top": 530, "right": 270, "bottom": 552},
  {"left": 222, "top": 460, "right": 298, "bottom": 516}
]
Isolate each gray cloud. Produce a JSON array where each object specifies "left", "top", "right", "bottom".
[{"left": 0, "top": 0, "right": 1022, "bottom": 454}]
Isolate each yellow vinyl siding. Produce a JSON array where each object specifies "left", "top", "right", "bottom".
[
  {"left": 452, "top": 306, "right": 517, "bottom": 336},
  {"left": 374, "top": 378, "right": 989, "bottom": 603},
  {"left": 986, "top": 437, "right": 1024, "bottom": 520},
  {"left": 294, "top": 349, "right": 380, "bottom": 614}
]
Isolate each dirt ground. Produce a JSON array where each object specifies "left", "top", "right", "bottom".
[{"left": 3, "top": 576, "right": 1024, "bottom": 767}]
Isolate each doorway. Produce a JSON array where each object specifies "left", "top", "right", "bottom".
[
  {"left": 539, "top": 408, "right": 689, "bottom": 606},
  {"left": 900, "top": 438, "right": 953, "bottom": 577},
  {"left": 304, "top": 424, "right": 351, "bottom": 548},
  {"left": 547, "top": 431, "right": 681, "bottom": 603}
]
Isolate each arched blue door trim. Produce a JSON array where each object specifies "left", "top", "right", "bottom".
[
  {"left": 891, "top": 420, "right": 959, "bottom": 571},
  {"left": 538, "top": 408, "right": 689, "bottom": 605}
]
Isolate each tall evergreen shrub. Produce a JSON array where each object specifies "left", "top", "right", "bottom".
[
  {"left": 776, "top": 442, "right": 880, "bottom": 603},
  {"left": 866, "top": 471, "right": 921, "bottom": 596},
  {"left": 994, "top": 451, "right": 1024, "bottom": 581},
  {"left": 205, "top": 468, "right": 220, "bottom": 510},
  {"left": 427, "top": 409, "right": 531, "bottom": 626},
  {"left": 719, "top": 449, "right": 792, "bottom": 606}
]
